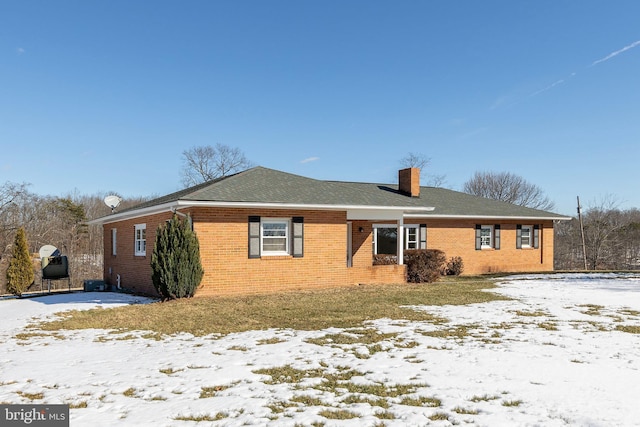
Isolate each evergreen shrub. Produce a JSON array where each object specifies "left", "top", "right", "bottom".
[
  {"left": 151, "top": 215, "right": 204, "bottom": 300},
  {"left": 6, "top": 227, "right": 35, "bottom": 296}
]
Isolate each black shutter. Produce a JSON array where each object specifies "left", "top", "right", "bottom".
[
  {"left": 533, "top": 224, "right": 540, "bottom": 249},
  {"left": 494, "top": 224, "right": 501, "bottom": 250},
  {"left": 292, "top": 217, "right": 304, "bottom": 258},
  {"left": 420, "top": 224, "right": 427, "bottom": 249},
  {"left": 248, "top": 216, "right": 261, "bottom": 258},
  {"left": 475, "top": 224, "right": 482, "bottom": 250},
  {"left": 516, "top": 224, "right": 522, "bottom": 249}
]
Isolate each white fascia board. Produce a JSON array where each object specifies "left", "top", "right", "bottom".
[
  {"left": 404, "top": 213, "right": 573, "bottom": 221},
  {"left": 88, "top": 200, "right": 437, "bottom": 225},
  {"left": 177, "top": 200, "right": 435, "bottom": 215},
  {"left": 87, "top": 202, "right": 180, "bottom": 225}
]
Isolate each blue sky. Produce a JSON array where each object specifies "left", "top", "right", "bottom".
[{"left": 1, "top": 1, "right": 639, "bottom": 216}]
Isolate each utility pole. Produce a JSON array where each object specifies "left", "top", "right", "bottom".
[{"left": 577, "top": 196, "right": 588, "bottom": 270}]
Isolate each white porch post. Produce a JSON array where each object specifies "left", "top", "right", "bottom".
[{"left": 397, "top": 217, "right": 404, "bottom": 265}]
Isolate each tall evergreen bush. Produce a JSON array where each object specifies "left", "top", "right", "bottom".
[
  {"left": 151, "top": 215, "right": 204, "bottom": 300},
  {"left": 6, "top": 227, "right": 35, "bottom": 296}
]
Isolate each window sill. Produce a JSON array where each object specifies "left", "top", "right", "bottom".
[{"left": 260, "top": 255, "right": 293, "bottom": 260}]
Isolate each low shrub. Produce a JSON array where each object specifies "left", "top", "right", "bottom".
[
  {"left": 445, "top": 256, "right": 464, "bottom": 276},
  {"left": 373, "top": 254, "right": 398, "bottom": 265},
  {"left": 404, "top": 249, "right": 446, "bottom": 283}
]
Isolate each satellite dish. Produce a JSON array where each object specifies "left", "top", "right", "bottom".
[
  {"left": 39, "top": 244, "right": 60, "bottom": 258},
  {"left": 104, "top": 195, "right": 122, "bottom": 212}
]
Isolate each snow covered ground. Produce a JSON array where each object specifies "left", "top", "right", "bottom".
[{"left": 1, "top": 273, "right": 639, "bottom": 426}]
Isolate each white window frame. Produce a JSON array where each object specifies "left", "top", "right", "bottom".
[
  {"left": 111, "top": 228, "right": 117, "bottom": 256},
  {"left": 260, "top": 218, "right": 290, "bottom": 256},
  {"left": 521, "top": 225, "right": 533, "bottom": 248},
  {"left": 480, "top": 225, "right": 493, "bottom": 249},
  {"left": 373, "top": 224, "right": 420, "bottom": 254},
  {"left": 134, "top": 224, "right": 146, "bottom": 256}
]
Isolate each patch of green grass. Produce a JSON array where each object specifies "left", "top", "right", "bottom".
[
  {"left": 34, "top": 278, "right": 507, "bottom": 336},
  {"left": 502, "top": 399, "right": 523, "bottom": 407},
  {"left": 318, "top": 409, "right": 359, "bottom": 419}
]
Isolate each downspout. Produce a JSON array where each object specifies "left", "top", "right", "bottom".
[{"left": 172, "top": 208, "right": 193, "bottom": 230}]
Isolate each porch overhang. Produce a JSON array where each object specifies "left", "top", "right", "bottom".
[{"left": 346, "top": 207, "right": 435, "bottom": 221}]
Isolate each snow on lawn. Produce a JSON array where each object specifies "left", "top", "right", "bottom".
[{"left": 1, "top": 273, "right": 640, "bottom": 426}]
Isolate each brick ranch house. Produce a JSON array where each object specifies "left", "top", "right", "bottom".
[{"left": 89, "top": 167, "right": 570, "bottom": 296}]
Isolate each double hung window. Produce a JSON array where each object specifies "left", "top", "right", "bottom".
[
  {"left": 134, "top": 224, "right": 146, "bottom": 256},
  {"left": 248, "top": 216, "right": 304, "bottom": 258},
  {"left": 261, "top": 219, "right": 290, "bottom": 255}
]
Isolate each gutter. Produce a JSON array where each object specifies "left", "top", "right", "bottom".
[{"left": 87, "top": 200, "right": 437, "bottom": 225}]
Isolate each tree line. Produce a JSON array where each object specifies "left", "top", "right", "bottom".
[
  {"left": 0, "top": 182, "right": 148, "bottom": 294},
  {"left": 1, "top": 147, "right": 638, "bottom": 295}
]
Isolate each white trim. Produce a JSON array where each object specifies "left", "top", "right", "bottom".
[
  {"left": 480, "top": 224, "right": 493, "bottom": 249},
  {"left": 134, "top": 224, "right": 146, "bottom": 256},
  {"left": 521, "top": 225, "right": 533, "bottom": 248},
  {"left": 260, "top": 218, "right": 290, "bottom": 256},
  {"left": 346, "top": 222, "right": 353, "bottom": 268},
  {"left": 88, "top": 200, "right": 436, "bottom": 225},
  {"left": 405, "top": 213, "right": 571, "bottom": 221},
  {"left": 88, "top": 198, "right": 568, "bottom": 226},
  {"left": 111, "top": 228, "right": 117, "bottom": 256}
]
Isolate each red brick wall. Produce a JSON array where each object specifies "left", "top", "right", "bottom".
[
  {"left": 416, "top": 219, "right": 556, "bottom": 274},
  {"left": 101, "top": 208, "right": 556, "bottom": 297},
  {"left": 102, "top": 211, "right": 173, "bottom": 296},
  {"left": 192, "top": 208, "right": 351, "bottom": 296}
]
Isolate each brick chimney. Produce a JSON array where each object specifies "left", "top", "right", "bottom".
[{"left": 398, "top": 167, "right": 420, "bottom": 197}]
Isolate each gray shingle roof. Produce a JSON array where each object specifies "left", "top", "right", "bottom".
[{"left": 109, "top": 166, "right": 569, "bottom": 220}]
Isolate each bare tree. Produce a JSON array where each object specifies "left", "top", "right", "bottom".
[
  {"left": 180, "top": 144, "right": 253, "bottom": 187},
  {"left": 399, "top": 153, "right": 447, "bottom": 187},
  {"left": 581, "top": 195, "right": 626, "bottom": 270},
  {"left": 463, "top": 171, "right": 555, "bottom": 211}
]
